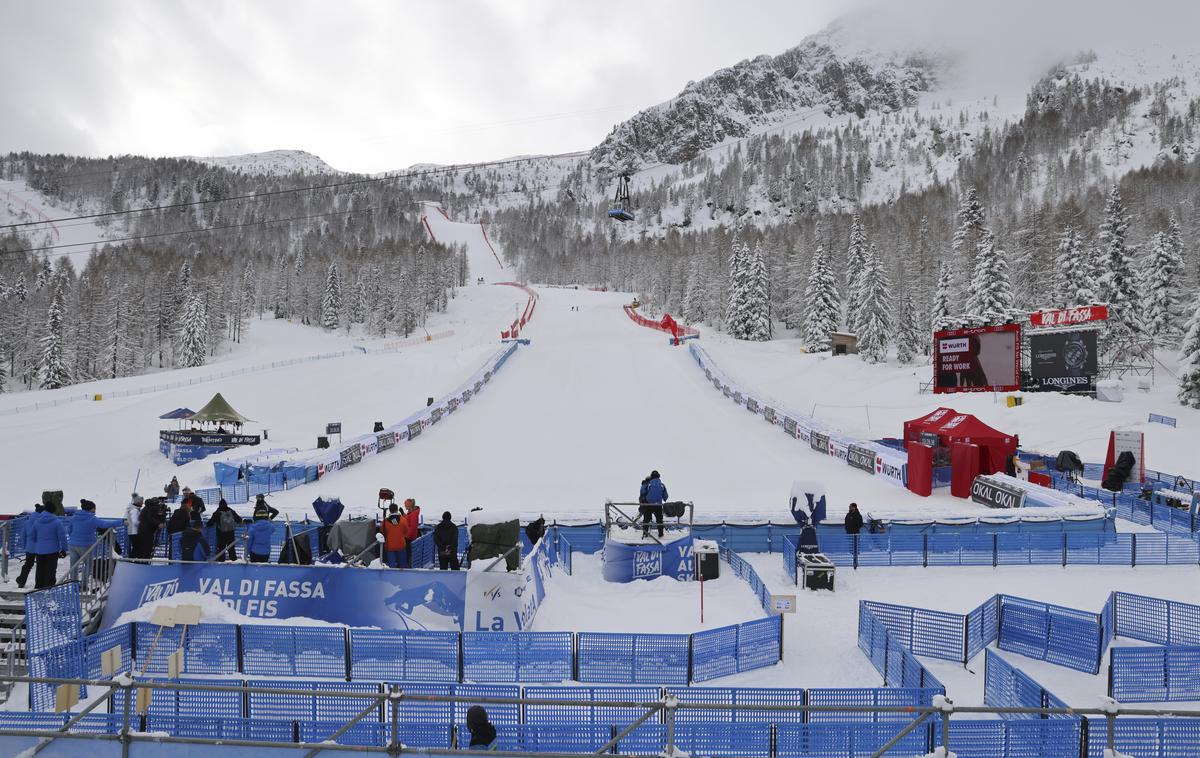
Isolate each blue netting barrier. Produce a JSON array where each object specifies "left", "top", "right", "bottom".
[
  {"left": 523, "top": 685, "right": 660, "bottom": 724},
  {"left": 931, "top": 718, "right": 1082, "bottom": 758},
  {"left": 856, "top": 602, "right": 946, "bottom": 692},
  {"left": 805, "top": 687, "right": 939, "bottom": 724},
  {"left": 861, "top": 600, "right": 966, "bottom": 662},
  {"left": 451, "top": 683, "right": 521, "bottom": 724},
  {"left": 240, "top": 625, "right": 347, "bottom": 678},
  {"left": 782, "top": 535, "right": 799, "bottom": 583},
  {"left": 625, "top": 722, "right": 773, "bottom": 757},
  {"left": 984, "top": 649, "right": 1072, "bottom": 720},
  {"left": 245, "top": 679, "right": 379, "bottom": 722},
  {"left": 385, "top": 682, "right": 452, "bottom": 724},
  {"left": 25, "top": 582, "right": 82, "bottom": 655},
  {"left": 408, "top": 531, "right": 435, "bottom": 568},
  {"left": 776, "top": 722, "right": 932, "bottom": 757},
  {"left": 578, "top": 631, "right": 687, "bottom": 684},
  {"left": 997, "top": 595, "right": 1103, "bottom": 674},
  {"left": 966, "top": 594, "right": 999, "bottom": 660},
  {"left": 737, "top": 616, "right": 782, "bottom": 673},
  {"left": 692, "top": 624, "right": 739, "bottom": 683},
  {"left": 1111, "top": 646, "right": 1200, "bottom": 702},
  {"left": 175, "top": 678, "right": 244, "bottom": 719},
  {"left": 1114, "top": 592, "right": 1200, "bottom": 647},
  {"left": 144, "top": 715, "right": 289, "bottom": 742},
  {"left": 347, "top": 629, "right": 457, "bottom": 681},
  {"left": 299, "top": 719, "right": 391, "bottom": 747},
  {"left": 28, "top": 640, "right": 87, "bottom": 711},
  {"left": 723, "top": 547, "right": 773, "bottom": 615},
  {"left": 462, "top": 631, "right": 573, "bottom": 683},
  {"left": 486, "top": 723, "right": 614, "bottom": 752},
  {"left": 1084, "top": 716, "right": 1200, "bottom": 758},
  {"left": 84, "top": 623, "right": 132, "bottom": 679}
]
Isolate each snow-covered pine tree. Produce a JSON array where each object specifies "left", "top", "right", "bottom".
[
  {"left": 350, "top": 278, "right": 368, "bottom": 325},
  {"left": 177, "top": 291, "right": 208, "bottom": 368},
  {"left": 782, "top": 243, "right": 807, "bottom": 330},
  {"left": 1143, "top": 230, "right": 1183, "bottom": 347},
  {"left": 39, "top": 281, "right": 70, "bottom": 389},
  {"left": 320, "top": 261, "right": 342, "bottom": 331},
  {"left": 856, "top": 244, "right": 892, "bottom": 363},
  {"left": 273, "top": 255, "right": 290, "bottom": 319},
  {"left": 965, "top": 230, "right": 1014, "bottom": 322},
  {"left": 952, "top": 187, "right": 987, "bottom": 305},
  {"left": 1096, "top": 185, "right": 1142, "bottom": 339},
  {"left": 843, "top": 216, "right": 868, "bottom": 330},
  {"left": 896, "top": 291, "right": 922, "bottom": 364},
  {"left": 930, "top": 261, "right": 955, "bottom": 347},
  {"left": 102, "top": 284, "right": 138, "bottom": 379},
  {"left": 1053, "top": 226, "right": 1096, "bottom": 307},
  {"left": 802, "top": 237, "right": 839, "bottom": 352},
  {"left": 682, "top": 260, "right": 705, "bottom": 325},
  {"left": 743, "top": 242, "right": 772, "bottom": 341},
  {"left": 726, "top": 236, "right": 751, "bottom": 338},
  {"left": 1178, "top": 294, "right": 1200, "bottom": 408}
]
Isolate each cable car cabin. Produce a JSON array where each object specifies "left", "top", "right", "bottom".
[{"left": 608, "top": 174, "right": 634, "bottom": 222}]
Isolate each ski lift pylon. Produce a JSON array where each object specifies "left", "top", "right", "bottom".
[{"left": 607, "top": 174, "right": 634, "bottom": 222}]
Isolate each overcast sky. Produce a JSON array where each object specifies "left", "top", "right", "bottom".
[{"left": 1, "top": 0, "right": 857, "bottom": 173}]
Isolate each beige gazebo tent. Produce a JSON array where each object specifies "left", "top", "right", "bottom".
[{"left": 189, "top": 393, "right": 255, "bottom": 426}]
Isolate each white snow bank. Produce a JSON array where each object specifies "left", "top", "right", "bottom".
[{"left": 111, "top": 592, "right": 352, "bottom": 628}]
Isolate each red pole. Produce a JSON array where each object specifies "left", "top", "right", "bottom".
[{"left": 700, "top": 574, "right": 705, "bottom": 624}]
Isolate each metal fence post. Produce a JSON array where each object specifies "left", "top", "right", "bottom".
[
  {"left": 120, "top": 680, "right": 132, "bottom": 758},
  {"left": 1131, "top": 534, "right": 1137, "bottom": 567},
  {"left": 664, "top": 695, "right": 677, "bottom": 757}
]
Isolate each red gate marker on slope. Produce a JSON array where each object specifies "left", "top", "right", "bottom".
[
  {"left": 421, "top": 215, "right": 438, "bottom": 244},
  {"left": 479, "top": 221, "right": 504, "bottom": 269}
]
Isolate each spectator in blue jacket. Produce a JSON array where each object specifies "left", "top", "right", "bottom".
[
  {"left": 68, "top": 499, "right": 103, "bottom": 584},
  {"left": 639, "top": 470, "right": 669, "bottom": 539},
  {"left": 246, "top": 512, "right": 275, "bottom": 563},
  {"left": 15, "top": 504, "right": 42, "bottom": 589},
  {"left": 29, "top": 505, "right": 68, "bottom": 589}
]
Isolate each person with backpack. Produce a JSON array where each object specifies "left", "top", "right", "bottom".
[
  {"left": 246, "top": 509, "right": 275, "bottom": 563},
  {"left": 379, "top": 504, "right": 410, "bottom": 568},
  {"left": 638, "top": 470, "right": 668, "bottom": 539},
  {"left": 28, "top": 503, "right": 68, "bottom": 589},
  {"left": 252, "top": 494, "right": 280, "bottom": 521},
  {"left": 433, "top": 511, "right": 460, "bottom": 570},
  {"left": 180, "top": 518, "right": 211, "bottom": 561},
  {"left": 207, "top": 499, "right": 243, "bottom": 561},
  {"left": 135, "top": 497, "right": 167, "bottom": 560}
]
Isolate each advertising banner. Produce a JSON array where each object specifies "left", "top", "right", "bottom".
[
  {"left": 339, "top": 443, "right": 363, "bottom": 468},
  {"left": 100, "top": 561, "right": 467, "bottom": 631},
  {"left": 782, "top": 416, "right": 797, "bottom": 437},
  {"left": 464, "top": 538, "right": 553, "bottom": 632},
  {"left": 376, "top": 432, "right": 396, "bottom": 452},
  {"left": 827, "top": 436, "right": 849, "bottom": 463},
  {"left": 810, "top": 431, "right": 830, "bottom": 454},
  {"left": 873, "top": 446, "right": 908, "bottom": 487},
  {"left": 159, "top": 431, "right": 261, "bottom": 446},
  {"left": 970, "top": 475, "right": 1027, "bottom": 509},
  {"left": 600, "top": 535, "right": 696, "bottom": 584},
  {"left": 763, "top": 406, "right": 776, "bottom": 425},
  {"left": 934, "top": 323, "right": 1021, "bottom": 393},
  {"left": 847, "top": 444, "right": 877, "bottom": 474},
  {"left": 745, "top": 397, "right": 759, "bottom": 414},
  {"left": 1029, "top": 305, "right": 1108, "bottom": 328},
  {"left": 1030, "top": 331, "right": 1098, "bottom": 391}
]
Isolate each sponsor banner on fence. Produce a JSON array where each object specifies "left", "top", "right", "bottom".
[
  {"left": 934, "top": 323, "right": 1021, "bottom": 394},
  {"left": 847, "top": 444, "right": 877, "bottom": 474},
  {"left": 1148, "top": 413, "right": 1177, "bottom": 428},
  {"left": 810, "top": 431, "right": 830, "bottom": 454},
  {"left": 339, "top": 443, "right": 363, "bottom": 468},
  {"left": 827, "top": 436, "right": 850, "bottom": 463},
  {"left": 376, "top": 432, "right": 396, "bottom": 452},
  {"left": 970, "top": 475, "right": 1027, "bottom": 509},
  {"left": 100, "top": 560, "right": 467, "bottom": 631},
  {"left": 160, "top": 431, "right": 261, "bottom": 446},
  {"left": 464, "top": 538, "right": 552, "bottom": 632},
  {"left": 1029, "top": 304, "right": 1108, "bottom": 327},
  {"left": 873, "top": 445, "right": 908, "bottom": 487}
]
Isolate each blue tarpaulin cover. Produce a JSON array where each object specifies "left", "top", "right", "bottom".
[{"left": 158, "top": 407, "right": 195, "bottom": 420}]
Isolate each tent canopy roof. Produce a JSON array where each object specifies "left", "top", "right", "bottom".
[
  {"left": 158, "top": 407, "right": 195, "bottom": 420},
  {"left": 904, "top": 407, "right": 1013, "bottom": 443},
  {"left": 190, "top": 393, "right": 254, "bottom": 424}
]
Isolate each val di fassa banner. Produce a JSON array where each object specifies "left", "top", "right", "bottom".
[
  {"left": 100, "top": 561, "right": 467, "bottom": 631},
  {"left": 464, "top": 538, "right": 553, "bottom": 632}
]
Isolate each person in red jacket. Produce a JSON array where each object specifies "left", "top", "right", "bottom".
[
  {"left": 402, "top": 498, "right": 421, "bottom": 567},
  {"left": 380, "top": 504, "right": 410, "bottom": 568}
]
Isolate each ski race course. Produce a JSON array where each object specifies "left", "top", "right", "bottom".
[{"left": 5, "top": 208, "right": 1200, "bottom": 757}]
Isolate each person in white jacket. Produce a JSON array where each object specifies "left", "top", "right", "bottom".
[{"left": 126, "top": 494, "right": 143, "bottom": 555}]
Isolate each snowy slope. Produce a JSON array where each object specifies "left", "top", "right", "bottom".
[
  {"left": 0, "top": 177, "right": 114, "bottom": 268},
  {"left": 420, "top": 201, "right": 507, "bottom": 281},
  {"left": 185, "top": 149, "right": 343, "bottom": 176}
]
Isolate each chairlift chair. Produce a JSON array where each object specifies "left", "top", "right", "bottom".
[{"left": 607, "top": 175, "right": 634, "bottom": 222}]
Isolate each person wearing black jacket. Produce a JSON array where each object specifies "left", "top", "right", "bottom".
[
  {"left": 433, "top": 511, "right": 460, "bottom": 570},
  {"left": 844, "top": 503, "right": 864, "bottom": 535},
  {"left": 252, "top": 494, "right": 280, "bottom": 521},
  {"left": 207, "top": 499, "right": 243, "bottom": 561},
  {"left": 466, "top": 705, "right": 496, "bottom": 749},
  {"left": 135, "top": 498, "right": 167, "bottom": 559}
]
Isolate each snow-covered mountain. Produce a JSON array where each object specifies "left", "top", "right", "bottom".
[{"left": 186, "top": 149, "right": 343, "bottom": 176}]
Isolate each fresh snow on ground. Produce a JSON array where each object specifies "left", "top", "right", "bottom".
[
  {"left": 420, "top": 201, "right": 508, "bottom": 282},
  {"left": 0, "top": 177, "right": 114, "bottom": 269}
]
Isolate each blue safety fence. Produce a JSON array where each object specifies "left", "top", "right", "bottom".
[
  {"left": 856, "top": 602, "right": 946, "bottom": 692},
  {"left": 1084, "top": 717, "right": 1200, "bottom": 758},
  {"left": 861, "top": 600, "right": 966, "bottom": 663},
  {"left": 984, "top": 649, "right": 1073, "bottom": 720},
  {"left": 931, "top": 718, "right": 1083, "bottom": 758},
  {"left": 576, "top": 631, "right": 690, "bottom": 684},
  {"left": 966, "top": 594, "right": 1000, "bottom": 661},
  {"left": 776, "top": 722, "right": 934, "bottom": 757},
  {"left": 1110, "top": 646, "right": 1200, "bottom": 701},
  {"left": 240, "top": 625, "right": 346, "bottom": 678},
  {"left": 998, "top": 595, "right": 1104, "bottom": 675},
  {"left": 25, "top": 582, "right": 86, "bottom": 711},
  {"left": 781, "top": 535, "right": 799, "bottom": 583},
  {"left": 816, "top": 531, "right": 1200, "bottom": 569},
  {"left": 723, "top": 546, "right": 773, "bottom": 615},
  {"left": 460, "top": 631, "right": 568, "bottom": 684},
  {"left": 348, "top": 629, "right": 459, "bottom": 681},
  {"left": 554, "top": 533, "right": 573, "bottom": 575},
  {"left": 1113, "top": 592, "right": 1200, "bottom": 647}
]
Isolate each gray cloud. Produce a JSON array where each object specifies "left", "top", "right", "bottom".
[{"left": 0, "top": 0, "right": 850, "bottom": 172}]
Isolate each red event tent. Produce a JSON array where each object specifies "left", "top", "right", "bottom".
[{"left": 902, "top": 407, "right": 1018, "bottom": 476}]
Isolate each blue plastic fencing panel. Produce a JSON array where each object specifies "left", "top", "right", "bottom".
[
  {"left": 461, "top": 632, "right": 517, "bottom": 682},
  {"left": 182, "top": 623, "right": 238, "bottom": 674},
  {"left": 387, "top": 682, "right": 452, "bottom": 725},
  {"left": 728, "top": 687, "right": 806, "bottom": 724},
  {"left": 109, "top": 677, "right": 175, "bottom": 718},
  {"left": 247, "top": 678, "right": 316, "bottom": 720},
  {"left": 523, "top": 686, "right": 660, "bottom": 725},
  {"left": 28, "top": 640, "right": 87, "bottom": 711},
  {"left": 513, "top": 723, "right": 615, "bottom": 753},
  {"left": 1112, "top": 647, "right": 1200, "bottom": 702},
  {"left": 966, "top": 595, "right": 999, "bottom": 660},
  {"left": 312, "top": 680, "right": 380, "bottom": 723},
  {"left": 517, "top": 631, "right": 572, "bottom": 682},
  {"left": 577, "top": 632, "right": 635, "bottom": 683},
  {"left": 670, "top": 722, "right": 772, "bottom": 757},
  {"left": 176, "top": 678, "right": 244, "bottom": 720},
  {"left": 25, "top": 582, "right": 82, "bottom": 655},
  {"left": 933, "top": 719, "right": 1082, "bottom": 758},
  {"left": 133, "top": 622, "right": 184, "bottom": 675},
  {"left": 857, "top": 604, "right": 889, "bottom": 680},
  {"left": 451, "top": 684, "right": 521, "bottom": 725},
  {"left": 776, "top": 722, "right": 930, "bottom": 758},
  {"left": 691, "top": 624, "right": 739, "bottom": 682},
  {"left": 806, "top": 687, "right": 935, "bottom": 724},
  {"left": 737, "top": 616, "right": 781, "bottom": 673},
  {"left": 349, "top": 629, "right": 457, "bottom": 682},
  {"left": 998, "top": 595, "right": 1102, "bottom": 674},
  {"left": 634, "top": 634, "right": 690, "bottom": 684},
  {"left": 299, "top": 720, "right": 392, "bottom": 748},
  {"left": 664, "top": 687, "right": 735, "bottom": 723},
  {"left": 84, "top": 624, "right": 132, "bottom": 679},
  {"left": 1115, "top": 592, "right": 1200, "bottom": 647},
  {"left": 1085, "top": 716, "right": 1200, "bottom": 758}
]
